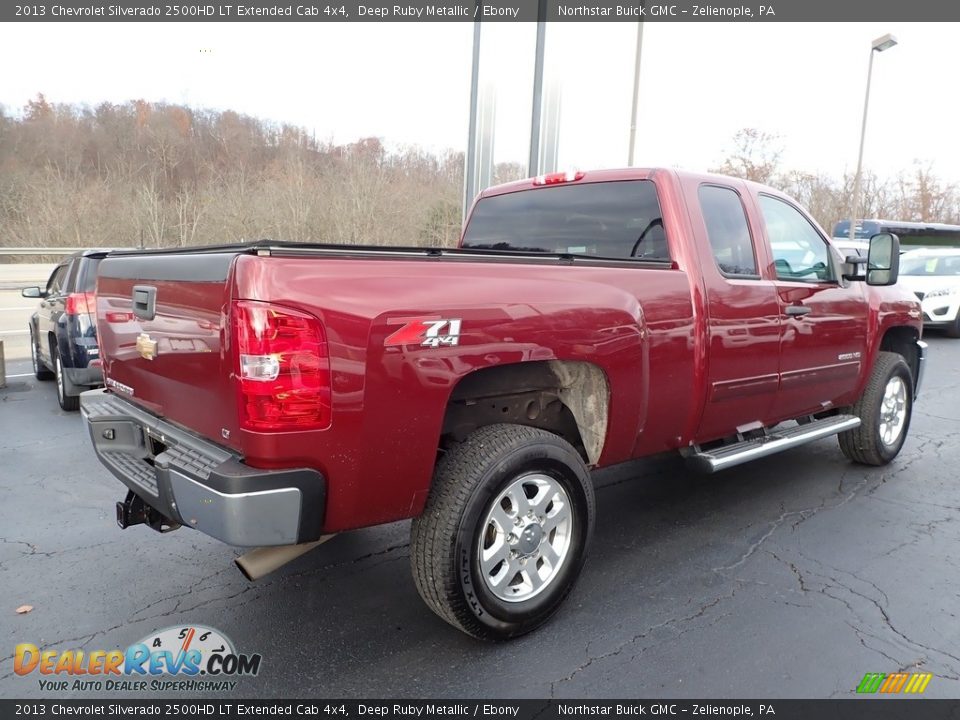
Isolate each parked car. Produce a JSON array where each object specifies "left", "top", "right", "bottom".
[
  {"left": 80, "top": 168, "right": 924, "bottom": 640},
  {"left": 830, "top": 238, "right": 870, "bottom": 259},
  {"left": 22, "top": 250, "right": 109, "bottom": 410},
  {"left": 898, "top": 247, "right": 960, "bottom": 337}
]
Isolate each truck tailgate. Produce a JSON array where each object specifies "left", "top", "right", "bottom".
[{"left": 95, "top": 252, "right": 240, "bottom": 448}]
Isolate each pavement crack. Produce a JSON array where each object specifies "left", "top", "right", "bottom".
[
  {"left": 713, "top": 473, "right": 877, "bottom": 575},
  {"left": 548, "top": 587, "right": 737, "bottom": 695}
]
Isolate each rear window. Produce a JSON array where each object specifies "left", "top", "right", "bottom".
[
  {"left": 75, "top": 258, "right": 102, "bottom": 292},
  {"left": 462, "top": 180, "right": 669, "bottom": 261}
]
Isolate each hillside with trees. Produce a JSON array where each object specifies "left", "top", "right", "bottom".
[
  {"left": 1, "top": 97, "right": 958, "bottom": 258},
  {"left": 0, "top": 94, "right": 472, "bottom": 253}
]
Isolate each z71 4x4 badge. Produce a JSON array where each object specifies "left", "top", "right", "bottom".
[{"left": 385, "top": 317, "right": 462, "bottom": 348}]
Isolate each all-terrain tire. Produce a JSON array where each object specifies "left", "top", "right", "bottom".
[
  {"left": 838, "top": 351, "right": 913, "bottom": 466},
  {"left": 410, "top": 423, "right": 595, "bottom": 640}
]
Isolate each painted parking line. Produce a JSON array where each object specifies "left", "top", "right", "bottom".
[
  {"left": 0, "top": 329, "right": 29, "bottom": 335},
  {"left": 0, "top": 307, "right": 36, "bottom": 312},
  {"left": 5, "top": 373, "right": 34, "bottom": 379}
]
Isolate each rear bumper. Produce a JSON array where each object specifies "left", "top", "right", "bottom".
[{"left": 80, "top": 388, "right": 326, "bottom": 547}]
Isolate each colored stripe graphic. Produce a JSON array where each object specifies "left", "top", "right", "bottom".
[
  {"left": 880, "top": 673, "right": 908, "bottom": 693},
  {"left": 908, "top": 674, "right": 933, "bottom": 694},
  {"left": 857, "top": 673, "right": 886, "bottom": 694},
  {"left": 858, "top": 672, "right": 932, "bottom": 694}
]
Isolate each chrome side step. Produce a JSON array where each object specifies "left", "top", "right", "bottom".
[{"left": 688, "top": 414, "right": 861, "bottom": 473}]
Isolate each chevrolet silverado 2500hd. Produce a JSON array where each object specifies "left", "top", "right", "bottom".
[{"left": 81, "top": 168, "right": 926, "bottom": 639}]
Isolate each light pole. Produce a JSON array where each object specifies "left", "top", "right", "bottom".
[
  {"left": 628, "top": 19, "right": 644, "bottom": 167},
  {"left": 849, "top": 33, "right": 898, "bottom": 243}
]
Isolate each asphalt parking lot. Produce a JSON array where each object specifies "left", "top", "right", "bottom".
[{"left": 2, "top": 335, "right": 959, "bottom": 699}]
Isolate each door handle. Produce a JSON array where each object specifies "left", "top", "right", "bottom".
[
  {"left": 132, "top": 285, "right": 157, "bottom": 321},
  {"left": 785, "top": 305, "right": 812, "bottom": 317}
]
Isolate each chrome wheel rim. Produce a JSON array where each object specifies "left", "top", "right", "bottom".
[
  {"left": 879, "top": 376, "right": 907, "bottom": 446},
  {"left": 477, "top": 472, "right": 573, "bottom": 603},
  {"left": 31, "top": 335, "right": 39, "bottom": 373}
]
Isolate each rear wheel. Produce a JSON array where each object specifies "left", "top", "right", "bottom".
[
  {"left": 410, "top": 423, "right": 594, "bottom": 640},
  {"left": 55, "top": 351, "right": 80, "bottom": 412},
  {"left": 838, "top": 351, "right": 913, "bottom": 466},
  {"left": 31, "top": 329, "right": 54, "bottom": 380}
]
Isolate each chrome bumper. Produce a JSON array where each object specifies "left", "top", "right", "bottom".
[
  {"left": 914, "top": 340, "right": 928, "bottom": 399},
  {"left": 80, "top": 388, "right": 326, "bottom": 547}
]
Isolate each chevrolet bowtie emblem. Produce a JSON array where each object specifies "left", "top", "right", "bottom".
[{"left": 136, "top": 333, "right": 158, "bottom": 361}]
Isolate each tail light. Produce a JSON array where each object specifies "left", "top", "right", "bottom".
[
  {"left": 65, "top": 292, "right": 95, "bottom": 315},
  {"left": 231, "top": 300, "right": 331, "bottom": 432},
  {"left": 105, "top": 311, "right": 134, "bottom": 323}
]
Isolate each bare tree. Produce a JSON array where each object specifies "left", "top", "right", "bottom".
[{"left": 712, "top": 128, "right": 783, "bottom": 184}]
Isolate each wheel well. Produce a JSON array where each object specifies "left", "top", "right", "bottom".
[
  {"left": 440, "top": 360, "right": 610, "bottom": 465},
  {"left": 880, "top": 326, "right": 920, "bottom": 383}
]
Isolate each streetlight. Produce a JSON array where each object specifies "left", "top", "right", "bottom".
[
  {"left": 628, "top": 20, "right": 644, "bottom": 167},
  {"left": 849, "top": 33, "right": 898, "bottom": 243}
]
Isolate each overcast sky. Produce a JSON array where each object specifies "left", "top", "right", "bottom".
[{"left": 3, "top": 21, "right": 958, "bottom": 184}]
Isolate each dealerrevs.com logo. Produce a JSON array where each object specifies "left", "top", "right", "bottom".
[{"left": 14, "top": 625, "right": 261, "bottom": 692}]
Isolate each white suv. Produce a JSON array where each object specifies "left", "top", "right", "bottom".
[{"left": 899, "top": 248, "right": 960, "bottom": 337}]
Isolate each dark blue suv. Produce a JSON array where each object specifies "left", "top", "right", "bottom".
[{"left": 22, "top": 250, "right": 109, "bottom": 410}]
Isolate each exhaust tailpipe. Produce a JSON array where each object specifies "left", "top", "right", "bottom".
[{"left": 235, "top": 535, "right": 335, "bottom": 581}]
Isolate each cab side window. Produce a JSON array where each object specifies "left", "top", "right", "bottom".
[
  {"left": 46, "top": 265, "right": 67, "bottom": 296},
  {"left": 759, "top": 195, "right": 835, "bottom": 282},
  {"left": 699, "top": 185, "right": 758, "bottom": 277}
]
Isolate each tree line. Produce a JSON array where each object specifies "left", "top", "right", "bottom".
[
  {"left": 0, "top": 95, "right": 477, "bottom": 256},
  {"left": 712, "top": 128, "right": 960, "bottom": 233},
  {"left": 2, "top": 99, "right": 958, "bottom": 261}
]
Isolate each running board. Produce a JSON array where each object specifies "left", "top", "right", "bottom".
[{"left": 688, "top": 415, "right": 861, "bottom": 473}]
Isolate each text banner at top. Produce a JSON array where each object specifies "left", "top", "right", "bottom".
[{"left": 5, "top": 0, "right": 960, "bottom": 22}]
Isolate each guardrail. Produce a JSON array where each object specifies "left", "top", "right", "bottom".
[{"left": 0, "top": 248, "right": 87, "bottom": 256}]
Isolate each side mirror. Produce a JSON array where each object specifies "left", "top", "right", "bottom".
[
  {"left": 866, "top": 232, "right": 900, "bottom": 286},
  {"left": 841, "top": 255, "right": 868, "bottom": 281},
  {"left": 21, "top": 286, "right": 43, "bottom": 299}
]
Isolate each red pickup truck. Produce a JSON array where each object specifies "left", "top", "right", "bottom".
[{"left": 81, "top": 168, "right": 926, "bottom": 640}]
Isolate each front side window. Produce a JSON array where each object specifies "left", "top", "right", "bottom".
[
  {"left": 46, "top": 266, "right": 67, "bottom": 296},
  {"left": 699, "top": 185, "right": 758, "bottom": 277},
  {"left": 760, "top": 195, "right": 834, "bottom": 282},
  {"left": 462, "top": 180, "right": 670, "bottom": 261}
]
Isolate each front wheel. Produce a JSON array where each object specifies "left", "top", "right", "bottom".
[
  {"left": 410, "top": 423, "right": 595, "bottom": 640},
  {"left": 838, "top": 351, "right": 913, "bottom": 466}
]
